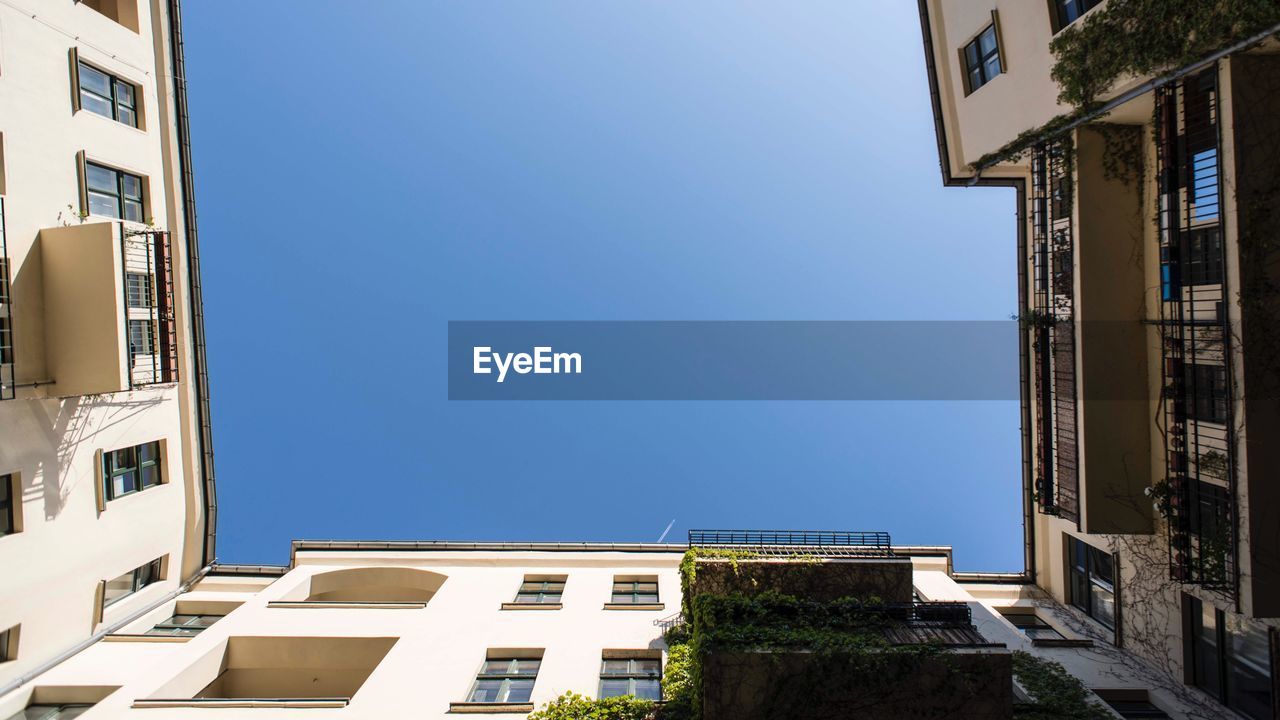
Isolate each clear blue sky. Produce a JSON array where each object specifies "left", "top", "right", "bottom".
[{"left": 183, "top": 2, "right": 1023, "bottom": 570}]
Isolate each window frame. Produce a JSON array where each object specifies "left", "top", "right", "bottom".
[
  {"left": 466, "top": 657, "right": 541, "bottom": 704},
  {"left": 599, "top": 656, "right": 662, "bottom": 701},
  {"left": 102, "top": 440, "right": 162, "bottom": 502},
  {"left": 1001, "top": 609, "right": 1067, "bottom": 641},
  {"left": 611, "top": 578, "right": 660, "bottom": 605},
  {"left": 145, "top": 613, "right": 224, "bottom": 637},
  {"left": 961, "top": 18, "right": 1003, "bottom": 95},
  {"left": 84, "top": 160, "right": 144, "bottom": 222},
  {"left": 513, "top": 578, "right": 565, "bottom": 605},
  {"left": 76, "top": 59, "right": 140, "bottom": 128},
  {"left": 1184, "top": 362, "right": 1228, "bottom": 425},
  {"left": 102, "top": 558, "right": 163, "bottom": 609},
  {"left": 1067, "top": 537, "right": 1117, "bottom": 630},
  {"left": 1183, "top": 594, "right": 1275, "bottom": 720},
  {"left": 1051, "top": 0, "right": 1104, "bottom": 33},
  {"left": 0, "top": 473, "right": 13, "bottom": 538}
]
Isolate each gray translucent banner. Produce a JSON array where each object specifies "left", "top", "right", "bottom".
[{"left": 448, "top": 321, "right": 1027, "bottom": 400}]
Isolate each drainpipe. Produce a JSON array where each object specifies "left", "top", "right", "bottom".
[{"left": 0, "top": 565, "right": 213, "bottom": 700}]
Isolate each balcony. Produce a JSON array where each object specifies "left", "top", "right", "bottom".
[
  {"left": 39, "top": 222, "right": 177, "bottom": 397},
  {"left": 677, "top": 530, "right": 1011, "bottom": 720}
]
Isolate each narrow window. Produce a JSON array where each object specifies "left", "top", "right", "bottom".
[
  {"left": 1054, "top": 0, "right": 1103, "bottom": 31},
  {"left": 0, "top": 474, "right": 13, "bottom": 537},
  {"left": 128, "top": 319, "right": 155, "bottom": 359},
  {"left": 145, "top": 613, "right": 223, "bottom": 637},
  {"left": 611, "top": 577, "right": 659, "bottom": 605},
  {"left": 84, "top": 161, "right": 143, "bottom": 222},
  {"left": 0, "top": 625, "right": 13, "bottom": 662},
  {"left": 467, "top": 657, "right": 540, "bottom": 704},
  {"left": 102, "top": 440, "right": 161, "bottom": 501},
  {"left": 962, "top": 23, "right": 1002, "bottom": 94},
  {"left": 1000, "top": 609, "right": 1066, "bottom": 641},
  {"left": 513, "top": 577, "right": 564, "bottom": 605},
  {"left": 126, "top": 272, "right": 153, "bottom": 308},
  {"left": 1099, "top": 695, "right": 1169, "bottom": 719},
  {"left": 599, "top": 655, "right": 661, "bottom": 700},
  {"left": 77, "top": 61, "right": 139, "bottom": 128},
  {"left": 103, "top": 558, "right": 163, "bottom": 608},
  {"left": 1184, "top": 363, "right": 1228, "bottom": 425},
  {"left": 1067, "top": 537, "right": 1115, "bottom": 630},
  {"left": 6, "top": 704, "right": 93, "bottom": 719}
]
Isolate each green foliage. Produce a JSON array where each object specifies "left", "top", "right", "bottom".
[
  {"left": 678, "top": 548, "right": 758, "bottom": 617},
  {"left": 1050, "top": 0, "right": 1280, "bottom": 109},
  {"left": 659, "top": 629, "right": 696, "bottom": 720},
  {"left": 527, "top": 692, "right": 656, "bottom": 720},
  {"left": 1012, "top": 652, "right": 1113, "bottom": 720}
]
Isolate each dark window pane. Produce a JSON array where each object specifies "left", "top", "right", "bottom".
[
  {"left": 977, "top": 27, "right": 997, "bottom": 56},
  {"left": 123, "top": 199, "right": 144, "bottom": 223},
  {"left": 634, "top": 679, "right": 661, "bottom": 701},
  {"left": 599, "top": 679, "right": 630, "bottom": 698},
  {"left": 469, "top": 679, "right": 503, "bottom": 703},
  {"left": 1225, "top": 617, "right": 1273, "bottom": 719},
  {"left": 505, "top": 679, "right": 534, "bottom": 703},
  {"left": 115, "top": 81, "right": 135, "bottom": 107},
  {"left": 121, "top": 174, "right": 142, "bottom": 200},
  {"left": 78, "top": 63, "right": 111, "bottom": 97}
]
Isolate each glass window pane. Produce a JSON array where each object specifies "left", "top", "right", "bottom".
[
  {"left": 633, "top": 659, "right": 661, "bottom": 676},
  {"left": 86, "top": 164, "right": 117, "bottom": 193},
  {"left": 601, "top": 660, "right": 630, "bottom": 676},
  {"left": 140, "top": 442, "right": 158, "bottom": 463},
  {"left": 543, "top": 583, "right": 565, "bottom": 592},
  {"left": 512, "top": 659, "right": 540, "bottom": 675},
  {"left": 518, "top": 582, "right": 542, "bottom": 592},
  {"left": 964, "top": 42, "right": 979, "bottom": 67},
  {"left": 612, "top": 582, "right": 632, "bottom": 592},
  {"left": 505, "top": 679, "right": 534, "bottom": 703},
  {"left": 599, "top": 679, "right": 630, "bottom": 698},
  {"left": 1225, "top": 617, "right": 1272, "bottom": 719},
  {"left": 81, "top": 92, "right": 113, "bottom": 118},
  {"left": 114, "top": 470, "right": 137, "bottom": 497},
  {"left": 481, "top": 660, "right": 512, "bottom": 675},
  {"left": 117, "top": 106, "right": 137, "bottom": 128},
  {"left": 121, "top": 174, "right": 142, "bottom": 200},
  {"left": 103, "top": 572, "right": 134, "bottom": 605},
  {"left": 469, "top": 679, "right": 503, "bottom": 702},
  {"left": 88, "top": 192, "right": 119, "bottom": 219},
  {"left": 978, "top": 27, "right": 998, "bottom": 55},
  {"left": 636, "top": 593, "right": 659, "bottom": 604},
  {"left": 115, "top": 81, "right": 135, "bottom": 107},
  {"left": 78, "top": 64, "right": 111, "bottom": 96},
  {"left": 634, "top": 679, "right": 662, "bottom": 701},
  {"left": 124, "top": 200, "right": 144, "bottom": 223},
  {"left": 635, "top": 582, "right": 658, "bottom": 593},
  {"left": 515, "top": 593, "right": 540, "bottom": 603},
  {"left": 984, "top": 55, "right": 1002, "bottom": 80},
  {"left": 611, "top": 594, "right": 633, "bottom": 603},
  {"left": 140, "top": 464, "right": 160, "bottom": 488}
]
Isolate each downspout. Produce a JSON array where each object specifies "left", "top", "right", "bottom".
[
  {"left": 165, "top": 0, "right": 217, "bottom": 566},
  {"left": 0, "top": 565, "right": 213, "bottom": 699}
]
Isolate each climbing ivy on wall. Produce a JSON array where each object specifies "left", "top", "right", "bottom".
[{"left": 1012, "top": 652, "right": 1114, "bottom": 719}]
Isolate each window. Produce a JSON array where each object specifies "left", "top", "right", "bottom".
[
  {"left": 77, "top": 62, "right": 138, "bottom": 127},
  {"left": 467, "top": 657, "right": 540, "bottom": 704},
  {"left": 5, "top": 705, "right": 92, "bottom": 720},
  {"left": 102, "top": 441, "right": 161, "bottom": 501},
  {"left": 126, "top": 272, "right": 153, "bottom": 308},
  {"left": 145, "top": 613, "right": 223, "bottom": 637},
  {"left": 1054, "top": 0, "right": 1103, "bottom": 31},
  {"left": 103, "top": 558, "right": 162, "bottom": 608},
  {"left": 1185, "top": 363, "right": 1228, "bottom": 424},
  {"left": 1001, "top": 610, "right": 1065, "bottom": 641},
  {"left": 1182, "top": 227, "right": 1224, "bottom": 286},
  {"left": 600, "top": 656, "right": 661, "bottom": 701},
  {"left": 1101, "top": 698, "right": 1169, "bottom": 719},
  {"left": 1185, "top": 595, "right": 1274, "bottom": 720},
  {"left": 85, "top": 161, "right": 143, "bottom": 222},
  {"left": 962, "top": 23, "right": 1002, "bottom": 94},
  {"left": 611, "top": 578, "right": 659, "bottom": 605},
  {"left": 1067, "top": 537, "right": 1115, "bottom": 630},
  {"left": 0, "top": 474, "right": 14, "bottom": 537},
  {"left": 0, "top": 625, "right": 13, "bottom": 662},
  {"left": 513, "top": 577, "right": 564, "bottom": 604},
  {"left": 128, "top": 319, "right": 154, "bottom": 358}
]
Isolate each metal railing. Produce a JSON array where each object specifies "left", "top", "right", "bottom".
[
  {"left": 121, "top": 229, "right": 178, "bottom": 387},
  {"left": 687, "top": 529, "right": 894, "bottom": 557},
  {"left": 0, "top": 197, "right": 13, "bottom": 400},
  {"left": 1030, "top": 140, "right": 1080, "bottom": 522},
  {"left": 1155, "top": 67, "right": 1237, "bottom": 593}
]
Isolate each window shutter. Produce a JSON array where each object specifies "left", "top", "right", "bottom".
[
  {"left": 76, "top": 151, "right": 88, "bottom": 217},
  {"left": 92, "top": 580, "right": 105, "bottom": 626},
  {"left": 93, "top": 448, "right": 105, "bottom": 513},
  {"left": 991, "top": 10, "right": 1007, "bottom": 75},
  {"left": 69, "top": 48, "right": 81, "bottom": 112}
]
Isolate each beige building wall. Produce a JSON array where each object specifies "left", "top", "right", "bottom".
[{"left": 0, "top": 0, "right": 211, "bottom": 691}]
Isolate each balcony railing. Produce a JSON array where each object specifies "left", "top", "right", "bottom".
[
  {"left": 122, "top": 229, "right": 178, "bottom": 387},
  {"left": 1155, "top": 67, "right": 1237, "bottom": 592},
  {"left": 0, "top": 197, "right": 13, "bottom": 400},
  {"left": 1030, "top": 140, "right": 1080, "bottom": 522},
  {"left": 687, "top": 529, "right": 894, "bottom": 557}
]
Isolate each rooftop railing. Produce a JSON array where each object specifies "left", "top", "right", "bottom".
[{"left": 687, "top": 529, "right": 894, "bottom": 557}]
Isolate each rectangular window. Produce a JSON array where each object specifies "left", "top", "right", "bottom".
[
  {"left": 1054, "top": 0, "right": 1103, "bottom": 31},
  {"left": 128, "top": 319, "right": 154, "bottom": 358},
  {"left": 599, "top": 656, "right": 661, "bottom": 701},
  {"left": 77, "top": 61, "right": 138, "bottom": 128},
  {"left": 1185, "top": 595, "right": 1274, "bottom": 720},
  {"left": 1102, "top": 698, "right": 1170, "bottom": 719},
  {"left": 1067, "top": 537, "right": 1115, "bottom": 630},
  {"left": 85, "top": 161, "right": 143, "bottom": 222},
  {"left": 467, "top": 657, "right": 540, "bottom": 704},
  {"left": 126, "top": 272, "right": 153, "bottom": 308},
  {"left": 1183, "top": 227, "right": 1224, "bottom": 286},
  {"left": 145, "top": 613, "right": 223, "bottom": 637},
  {"left": 1185, "top": 363, "right": 1228, "bottom": 424},
  {"left": 0, "top": 474, "right": 13, "bottom": 537},
  {"left": 103, "top": 558, "right": 163, "bottom": 608},
  {"left": 611, "top": 578, "right": 659, "bottom": 605},
  {"left": 513, "top": 577, "right": 564, "bottom": 604},
  {"left": 102, "top": 440, "right": 161, "bottom": 501},
  {"left": 962, "top": 23, "right": 1002, "bottom": 94},
  {"left": 0, "top": 626, "right": 11, "bottom": 662},
  {"left": 1000, "top": 610, "right": 1066, "bottom": 641}
]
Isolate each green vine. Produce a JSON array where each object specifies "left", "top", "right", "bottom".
[
  {"left": 527, "top": 692, "right": 657, "bottom": 720},
  {"left": 1012, "top": 652, "right": 1113, "bottom": 719}
]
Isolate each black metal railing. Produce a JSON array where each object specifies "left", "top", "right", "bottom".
[
  {"left": 1030, "top": 140, "right": 1080, "bottom": 522},
  {"left": 0, "top": 197, "right": 13, "bottom": 400},
  {"left": 1155, "top": 67, "right": 1237, "bottom": 593},
  {"left": 688, "top": 529, "right": 894, "bottom": 557},
  {"left": 121, "top": 229, "right": 178, "bottom": 387}
]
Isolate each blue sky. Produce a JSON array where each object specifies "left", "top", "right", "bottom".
[{"left": 183, "top": 2, "right": 1023, "bottom": 570}]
